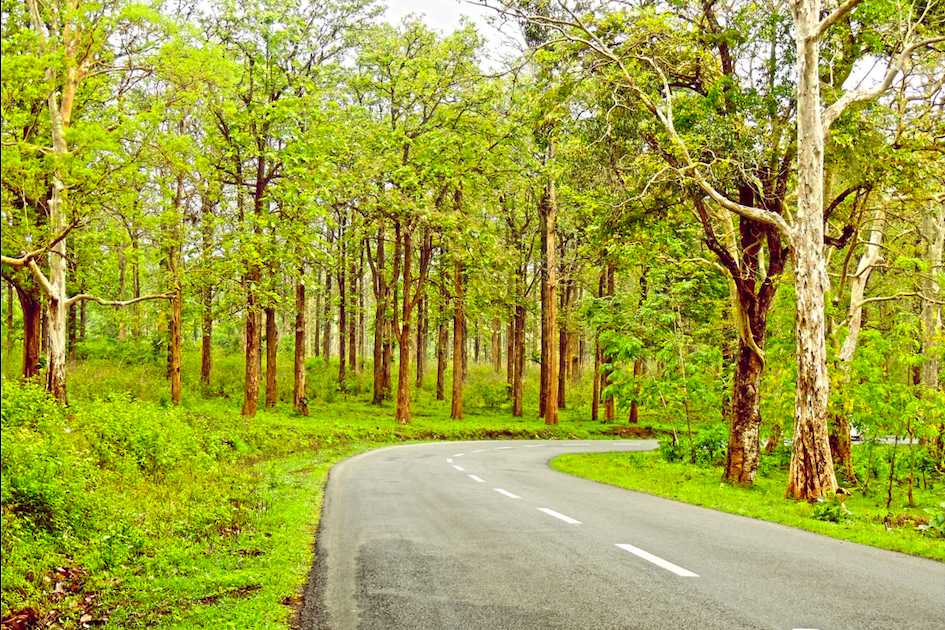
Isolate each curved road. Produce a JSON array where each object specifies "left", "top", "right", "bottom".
[{"left": 300, "top": 440, "right": 945, "bottom": 630}]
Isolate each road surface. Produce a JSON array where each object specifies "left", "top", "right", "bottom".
[{"left": 300, "top": 440, "right": 945, "bottom": 630}]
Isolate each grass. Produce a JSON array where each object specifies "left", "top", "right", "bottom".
[
  {"left": 550, "top": 450, "right": 945, "bottom": 562},
  {"left": 1, "top": 348, "right": 659, "bottom": 628}
]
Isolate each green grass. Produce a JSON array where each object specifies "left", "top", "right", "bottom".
[
  {"left": 2, "top": 348, "right": 660, "bottom": 628},
  {"left": 551, "top": 450, "right": 945, "bottom": 562}
]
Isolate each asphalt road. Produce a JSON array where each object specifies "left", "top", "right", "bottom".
[{"left": 300, "top": 440, "right": 945, "bottom": 630}]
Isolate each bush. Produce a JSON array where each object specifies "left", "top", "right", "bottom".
[
  {"left": 918, "top": 503, "right": 945, "bottom": 538},
  {"left": 693, "top": 425, "right": 727, "bottom": 467},
  {"left": 658, "top": 437, "right": 685, "bottom": 463},
  {"left": 812, "top": 496, "right": 853, "bottom": 523}
]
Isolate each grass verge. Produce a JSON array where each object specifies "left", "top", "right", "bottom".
[{"left": 550, "top": 450, "right": 945, "bottom": 562}]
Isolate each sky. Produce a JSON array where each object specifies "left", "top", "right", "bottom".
[{"left": 382, "top": 0, "right": 521, "bottom": 68}]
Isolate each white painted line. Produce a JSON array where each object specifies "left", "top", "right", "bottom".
[
  {"left": 537, "top": 508, "right": 582, "bottom": 525},
  {"left": 446, "top": 458, "right": 454, "bottom": 464},
  {"left": 468, "top": 474, "right": 485, "bottom": 483},
  {"left": 453, "top": 453, "right": 465, "bottom": 457},
  {"left": 495, "top": 446, "right": 515, "bottom": 450},
  {"left": 493, "top": 488, "right": 521, "bottom": 499},
  {"left": 524, "top": 444, "right": 541, "bottom": 448},
  {"left": 615, "top": 544, "right": 698, "bottom": 577},
  {"left": 452, "top": 465, "right": 465, "bottom": 472}
]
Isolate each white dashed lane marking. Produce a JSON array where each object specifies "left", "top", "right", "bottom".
[
  {"left": 615, "top": 544, "right": 698, "bottom": 577},
  {"left": 468, "top": 474, "right": 485, "bottom": 483},
  {"left": 452, "top": 465, "right": 465, "bottom": 472},
  {"left": 493, "top": 488, "right": 521, "bottom": 499},
  {"left": 537, "top": 508, "right": 582, "bottom": 525}
]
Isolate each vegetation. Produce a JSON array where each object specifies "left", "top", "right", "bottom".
[
  {"left": 2, "top": 0, "right": 944, "bottom": 625},
  {"left": 551, "top": 449, "right": 945, "bottom": 561}
]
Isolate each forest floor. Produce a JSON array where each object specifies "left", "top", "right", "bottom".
[{"left": 551, "top": 450, "right": 945, "bottom": 562}]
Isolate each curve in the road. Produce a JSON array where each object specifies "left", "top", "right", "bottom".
[{"left": 300, "top": 440, "right": 945, "bottom": 630}]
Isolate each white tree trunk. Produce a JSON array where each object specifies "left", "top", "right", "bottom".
[
  {"left": 786, "top": 0, "right": 838, "bottom": 500},
  {"left": 921, "top": 203, "right": 945, "bottom": 389},
  {"left": 838, "top": 207, "right": 886, "bottom": 364}
]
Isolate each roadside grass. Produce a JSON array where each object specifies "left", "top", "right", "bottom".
[
  {"left": 550, "top": 450, "right": 945, "bottom": 562},
  {"left": 2, "top": 349, "right": 663, "bottom": 628}
]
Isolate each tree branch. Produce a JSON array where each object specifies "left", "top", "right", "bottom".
[
  {"left": 813, "top": 0, "right": 865, "bottom": 41},
  {"left": 65, "top": 292, "right": 174, "bottom": 308},
  {"left": 823, "top": 36, "right": 945, "bottom": 131}
]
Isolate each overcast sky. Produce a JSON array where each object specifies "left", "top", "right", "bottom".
[{"left": 382, "top": 0, "right": 521, "bottom": 68}]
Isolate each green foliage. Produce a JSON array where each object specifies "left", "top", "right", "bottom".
[
  {"left": 918, "top": 503, "right": 945, "bottom": 539},
  {"left": 552, "top": 450, "right": 945, "bottom": 562},
  {"left": 811, "top": 496, "right": 853, "bottom": 524}
]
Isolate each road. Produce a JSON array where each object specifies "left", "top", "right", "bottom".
[{"left": 299, "top": 440, "right": 945, "bottom": 630}]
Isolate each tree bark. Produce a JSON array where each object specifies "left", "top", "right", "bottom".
[
  {"left": 265, "top": 306, "right": 277, "bottom": 408},
  {"left": 313, "top": 266, "right": 322, "bottom": 358},
  {"left": 451, "top": 258, "right": 465, "bottom": 419},
  {"left": 321, "top": 262, "right": 333, "bottom": 359},
  {"left": 338, "top": 216, "right": 348, "bottom": 389},
  {"left": 512, "top": 303, "right": 526, "bottom": 417},
  {"left": 723, "top": 339, "right": 765, "bottom": 484},
  {"left": 394, "top": 224, "right": 414, "bottom": 424},
  {"left": 348, "top": 240, "right": 357, "bottom": 373},
  {"left": 603, "top": 263, "right": 616, "bottom": 422},
  {"left": 200, "top": 192, "right": 214, "bottom": 388},
  {"left": 201, "top": 290, "right": 213, "bottom": 389},
  {"left": 4, "top": 282, "right": 12, "bottom": 357},
  {"left": 541, "top": 143, "right": 559, "bottom": 425},
  {"left": 786, "top": 0, "right": 838, "bottom": 500},
  {"left": 67, "top": 300, "right": 77, "bottom": 362},
  {"left": 13, "top": 283, "right": 42, "bottom": 379},
  {"left": 920, "top": 203, "right": 944, "bottom": 390},
  {"left": 294, "top": 268, "right": 309, "bottom": 416}
]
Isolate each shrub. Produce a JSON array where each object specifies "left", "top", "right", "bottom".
[
  {"left": 812, "top": 496, "right": 853, "bottom": 523},
  {"left": 658, "top": 437, "right": 686, "bottom": 463},
  {"left": 693, "top": 425, "right": 727, "bottom": 467}
]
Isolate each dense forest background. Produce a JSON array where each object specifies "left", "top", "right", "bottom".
[{"left": 2, "top": 0, "right": 943, "bottom": 626}]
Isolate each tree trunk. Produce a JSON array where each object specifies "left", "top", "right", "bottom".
[
  {"left": 491, "top": 317, "right": 502, "bottom": 373},
  {"left": 416, "top": 292, "right": 426, "bottom": 388},
  {"left": 15, "top": 284, "right": 42, "bottom": 379},
  {"left": 79, "top": 297, "right": 86, "bottom": 341},
  {"left": 506, "top": 315, "right": 514, "bottom": 393},
  {"left": 359, "top": 244, "right": 366, "bottom": 372},
  {"left": 786, "top": 1, "right": 838, "bottom": 500},
  {"left": 371, "top": 232, "right": 387, "bottom": 403},
  {"left": 603, "top": 263, "right": 616, "bottom": 422},
  {"left": 294, "top": 270, "right": 309, "bottom": 416},
  {"left": 592, "top": 338, "right": 602, "bottom": 421},
  {"left": 242, "top": 277, "right": 261, "bottom": 416},
  {"left": 200, "top": 192, "right": 214, "bottom": 388},
  {"left": 628, "top": 358, "right": 643, "bottom": 423},
  {"left": 338, "top": 224, "right": 348, "bottom": 389},
  {"left": 313, "top": 266, "right": 322, "bottom": 357},
  {"left": 4, "top": 282, "right": 12, "bottom": 357},
  {"left": 265, "top": 306, "right": 278, "bottom": 408},
  {"left": 436, "top": 315, "right": 448, "bottom": 402},
  {"left": 723, "top": 339, "right": 765, "bottom": 484},
  {"left": 348, "top": 243, "right": 357, "bottom": 373},
  {"left": 451, "top": 258, "right": 465, "bottom": 419},
  {"left": 169, "top": 285, "right": 183, "bottom": 406},
  {"left": 67, "top": 300, "right": 77, "bottom": 362},
  {"left": 321, "top": 266, "right": 332, "bottom": 359},
  {"left": 541, "top": 144, "right": 559, "bottom": 425},
  {"left": 920, "top": 204, "right": 943, "bottom": 390},
  {"left": 512, "top": 303, "right": 525, "bottom": 417},
  {"left": 201, "top": 286, "right": 213, "bottom": 388},
  {"left": 394, "top": 223, "right": 425, "bottom": 424}
]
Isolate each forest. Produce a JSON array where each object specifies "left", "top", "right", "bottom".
[{"left": 2, "top": 0, "right": 944, "bottom": 627}]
